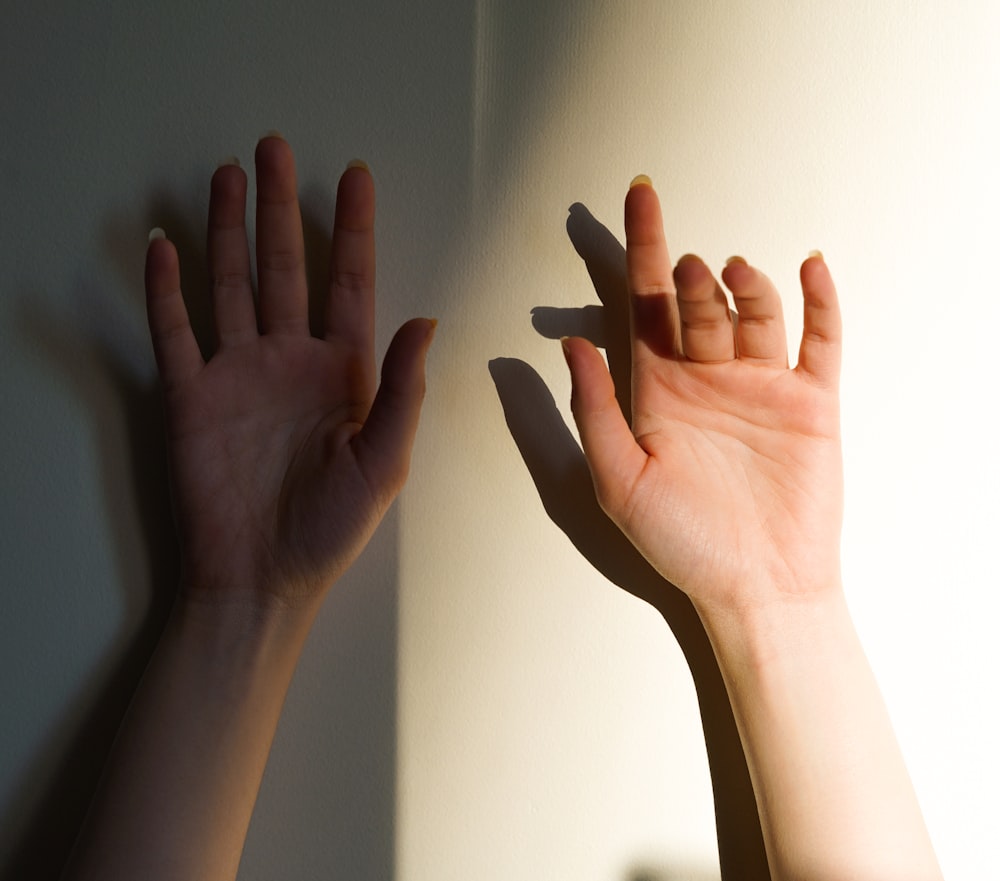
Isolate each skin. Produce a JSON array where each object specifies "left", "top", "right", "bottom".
[
  {"left": 61, "top": 135, "right": 434, "bottom": 881},
  {"left": 561, "top": 180, "right": 943, "bottom": 881}
]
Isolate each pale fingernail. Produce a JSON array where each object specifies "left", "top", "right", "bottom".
[
  {"left": 218, "top": 155, "right": 241, "bottom": 168},
  {"left": 261, "top": 129, "right": 284, "bottom": 140},
  {"left": 148, "top": 227, "right": 166, "bottom": 243},
  {"left": 629, "top": 174, "right": 653, "bottom": 189},
  {"left": 725, "top": 255, "right": 748, "bottom": 266},
  {"left": 809, "top": 249, "right": 825, "bottom": 260},
  {"left": 346, "top": 158, "right": 370, "bottom": 172}
]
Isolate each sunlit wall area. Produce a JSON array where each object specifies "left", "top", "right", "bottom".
[
  {"left": 0, "top": 2, "right": 996, "bottom": 880},
  {"left": 397, "top": 1, "right": 999, "bottom": 879}
]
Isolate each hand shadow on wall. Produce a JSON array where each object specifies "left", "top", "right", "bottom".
[
  {"left": 3, "top": 186, "right": 397, "bottom": 881},
  {"left": 489, "top": 203, "right": 771, "bottom": 881}
]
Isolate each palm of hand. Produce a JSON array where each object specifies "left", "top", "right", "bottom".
[
  {"left": 164, "top": 334, "right": 378, "bottom": 604},
  {"left": 621, "top": 358, "right": 841, "bottom": 610}
]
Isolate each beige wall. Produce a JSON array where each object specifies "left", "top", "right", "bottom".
[{"left": 1, "top": 2, "right": 996, "bottom": 879}]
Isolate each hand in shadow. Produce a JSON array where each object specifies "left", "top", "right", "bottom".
[{"left": 490, "top": 203, "right": 771, "bottom": 881}]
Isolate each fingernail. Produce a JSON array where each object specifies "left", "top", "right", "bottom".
[
  {"left": 560, "top": 336, "right": 572, "bottom": 362},
  {"left": 629, "top": 174, "right": 653, "bottom": 189},
  {"left": 346, "top": 158, "right": 370, "bottom": 172},
  {"left": 148, "top": 227, "right": 166, "bottom": 243},
  {"left": 808, "top": 249, "right": 825, "bottom": 260},
  {"left": 218, "top": 155, "right": 241, "bottom": 168},
  {"left": 725, "top": 255, "right": 748, "bottom": 266},
  {"left": 261, "top": 129, "right": 284, "bottom": 140}
]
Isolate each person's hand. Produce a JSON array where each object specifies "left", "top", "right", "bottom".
[
  {"left": 561, "top": 179, "right": 841, "bottom": 619},
  {"left": 145, "top": 136, "right": 434, "bottom": 615}
]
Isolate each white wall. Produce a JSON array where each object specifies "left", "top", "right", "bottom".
[{"left": 1, "top": 2, "right": 996, "bottom": 879}]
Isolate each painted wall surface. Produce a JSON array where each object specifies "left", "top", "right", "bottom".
[{"left": 1, "top": 2, "right": 996, "bottom": 879}]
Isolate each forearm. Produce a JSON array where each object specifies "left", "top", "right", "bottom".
[
  {"left": 62, "top": 595, "right": 317, "bottom": 881},
  {"left": 699, "top": 589, "right": 942, "bottom": 881}
]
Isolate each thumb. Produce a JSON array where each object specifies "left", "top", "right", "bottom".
[
  {"left": 353, "top": 317, "right": 436, "bottom": 495},
  {"left": 562, "top": 336, "right": 644, "bottom": 514}
]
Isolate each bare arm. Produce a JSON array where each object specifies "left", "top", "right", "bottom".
[
  {"left": 61, "top": 135, "right": 434, "bottom": 881},
  {"left": 562, "top": 178, "right": 941, "bottom": 881}
]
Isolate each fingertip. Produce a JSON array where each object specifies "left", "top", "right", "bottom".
[
  {"left": 559, "top": 335, "right": 604, "bottom": 379},
  {"left": 720, "top": 254, "right": 756, "bottom": 290},
  {"left": 624, "top": 177, "right": 663, "bottom": 235},
  {"left": 145, "top": 233, "right": 179, "bottom": 288},
  {"left": 403, "top": 316, "right": 438, "bottom": 354},
  {"left": 560, "top": 336, "right": 609, "bottom": 411},
  {"left": 558, "top": 331, "right": 583, "bottom": 365},
  {"left": 211, "top": 159, "right": 248, "bottom": 196},
  {"left": 673, "top": 253, "right": 709, "bottom": 287},
  {"left": 800, "top": 251, "right": 836, "bottom": 306},
  {"left": 382, "top": 317, "right": 437, "bottom": 389},
  {"left": 255, "top": 133, "right": 295, "bottom": 178},
  {"left": 258, "top": 129, "right": 286, "bottom": 147},
  {"left": 560, "top": 335, "right": 573, "bottom": 366},
  {"left": 424, "top": 317, "right": 438, "bottom": 346},
  {"left": 801, "top": 249, "right": 829, "bottom": 279},
  {"left": 335, "top": 161, "right": 376, "bottom": 229}
]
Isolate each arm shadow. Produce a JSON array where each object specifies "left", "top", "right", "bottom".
[{"left": 489, "top": 203, "right": 771, "bottom": 881}]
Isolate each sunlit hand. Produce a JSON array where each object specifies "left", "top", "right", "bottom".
[
  {"left": 562, "top": 180, "right": 841, "bottom": 618},
  {"left": 145, "top": 136, "right": 434, "bottom": 614}
]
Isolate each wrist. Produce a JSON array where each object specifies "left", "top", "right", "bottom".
[
  {"left": 170, "top": 585, "right": 319, "bottom": 672},
  {"left": 694, "top": 582, "right": 849, "bottom": 677}
]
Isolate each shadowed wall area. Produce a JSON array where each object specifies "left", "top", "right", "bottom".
[{"left": 2, "top": 1, "right": 998, "bottom": 879}]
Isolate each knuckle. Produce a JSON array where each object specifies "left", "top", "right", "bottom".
[
  {"left": 257, "top": 248, "right": 303, "bottom": 275},
  {"left": 333, "top": 268, "right": 371, "bottom": 295}
]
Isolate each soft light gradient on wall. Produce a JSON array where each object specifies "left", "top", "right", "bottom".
[{"left": 1, "top": 2, "right": 996, "bottom": 879}]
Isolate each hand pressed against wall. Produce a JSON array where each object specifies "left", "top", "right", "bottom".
[{"left": 145, "top": 137, "right": 435, "bottom": 613}]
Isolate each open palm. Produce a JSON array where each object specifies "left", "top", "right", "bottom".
[
  {"left": 563, "top": 181, "right": 842, "bottom": 615},
  {"left": 145, "top": 137, "right": 434, "bottom": 612}
]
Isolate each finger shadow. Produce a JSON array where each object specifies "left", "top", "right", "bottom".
[
  {"left": 488, "top": 202, "right": 770, "bottom": 881},
  {"left": 566, "top": 202, "right": 632, "bottom": 421}
]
